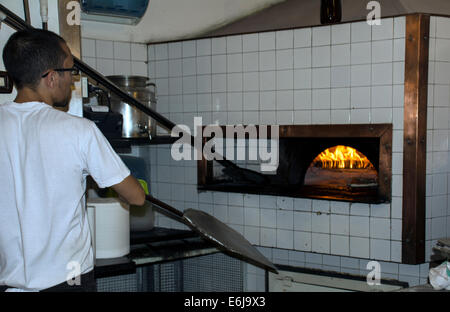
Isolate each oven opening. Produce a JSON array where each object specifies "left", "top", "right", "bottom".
[
  {"left": 301, "top": 141, "right": 381, "bottom": 202},
  {"left": 311, "top": 145, "right": 375, "bottom": 170},
  {"left": 198, "top": 124, "right": 392, "bottom": 204}
]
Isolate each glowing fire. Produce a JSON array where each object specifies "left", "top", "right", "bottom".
[{"left": 312, "top": 145, "right": 374, "bottom": 169}]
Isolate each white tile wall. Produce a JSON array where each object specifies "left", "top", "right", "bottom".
[
  {"left": 426, "top": 16, "right": 450, "bottom": 265},
  {"left": 81, "top": 37, "right": 148, "bottom": 77},
  {"left": 135, "top": 16, "right": 450, "bottom": 290}
]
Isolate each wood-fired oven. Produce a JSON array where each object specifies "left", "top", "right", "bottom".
[{"left": 198, "top": 124, "right": 392, "bottom": 204}]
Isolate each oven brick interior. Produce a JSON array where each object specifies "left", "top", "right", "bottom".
[{"left": 81, "top": 16, "right": 450, "bottom": 288}]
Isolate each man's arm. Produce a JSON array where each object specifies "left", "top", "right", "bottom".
[{"left": 111, "top": 175, "right": 146, "bottom": 206}]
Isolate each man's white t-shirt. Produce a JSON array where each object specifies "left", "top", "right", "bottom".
[{"left": 0, "top": 101, "right": 130, "bottom": 291}]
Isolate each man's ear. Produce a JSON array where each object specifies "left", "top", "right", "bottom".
[{"left": 43, "top": 72, "right": 57, "bottom": 89}]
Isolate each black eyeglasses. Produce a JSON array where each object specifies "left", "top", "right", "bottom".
[{"left": 41, "top": 67, "right": 80, "bottom": 78}]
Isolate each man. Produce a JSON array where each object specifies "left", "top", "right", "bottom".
[{"left": 0, "top": 29, "right": 145, "bottom": 291}]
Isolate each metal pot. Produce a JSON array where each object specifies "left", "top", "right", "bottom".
[{"left": 107, "top": 75, "right": 157, "bottom": 139}]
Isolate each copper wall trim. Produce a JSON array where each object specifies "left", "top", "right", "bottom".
[
  {"left": 402, "top": 14, "right": 430, "bottom": 265},
  {"left": 58, "top": 0, "right": 81, "bottom": 59}
]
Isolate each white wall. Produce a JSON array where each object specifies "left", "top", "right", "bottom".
[
  {"left": 0, "top": 0, "right": 60, "bottom": 32},
  {"left": 81, "top": 37, "right": 148, "bottom": 78},
  {"left": 0, "top": 0, "right": 60, "bottom": 103}
]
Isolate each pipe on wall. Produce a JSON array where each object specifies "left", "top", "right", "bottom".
[
  {"left": 22, "top": 0, "right": 31, "bottom": 25},
  {"left": 39, "top": 0, "right": 48, "bottom": 30}
]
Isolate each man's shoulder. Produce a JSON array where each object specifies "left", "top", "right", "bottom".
[
  {"left": 49, "top": 108, "right": 94, "bottom": 126},
  {"left": 46, "top": 109, "right": 97, "bottom": 136}
]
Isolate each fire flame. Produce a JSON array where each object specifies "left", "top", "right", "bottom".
[{"left": 313, "top": 145, "right": 374, "bottom": 169}]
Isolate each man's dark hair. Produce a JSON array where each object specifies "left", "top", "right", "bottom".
[{"left": 3, "top": 29, "right": 67, "bottom": 90}]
